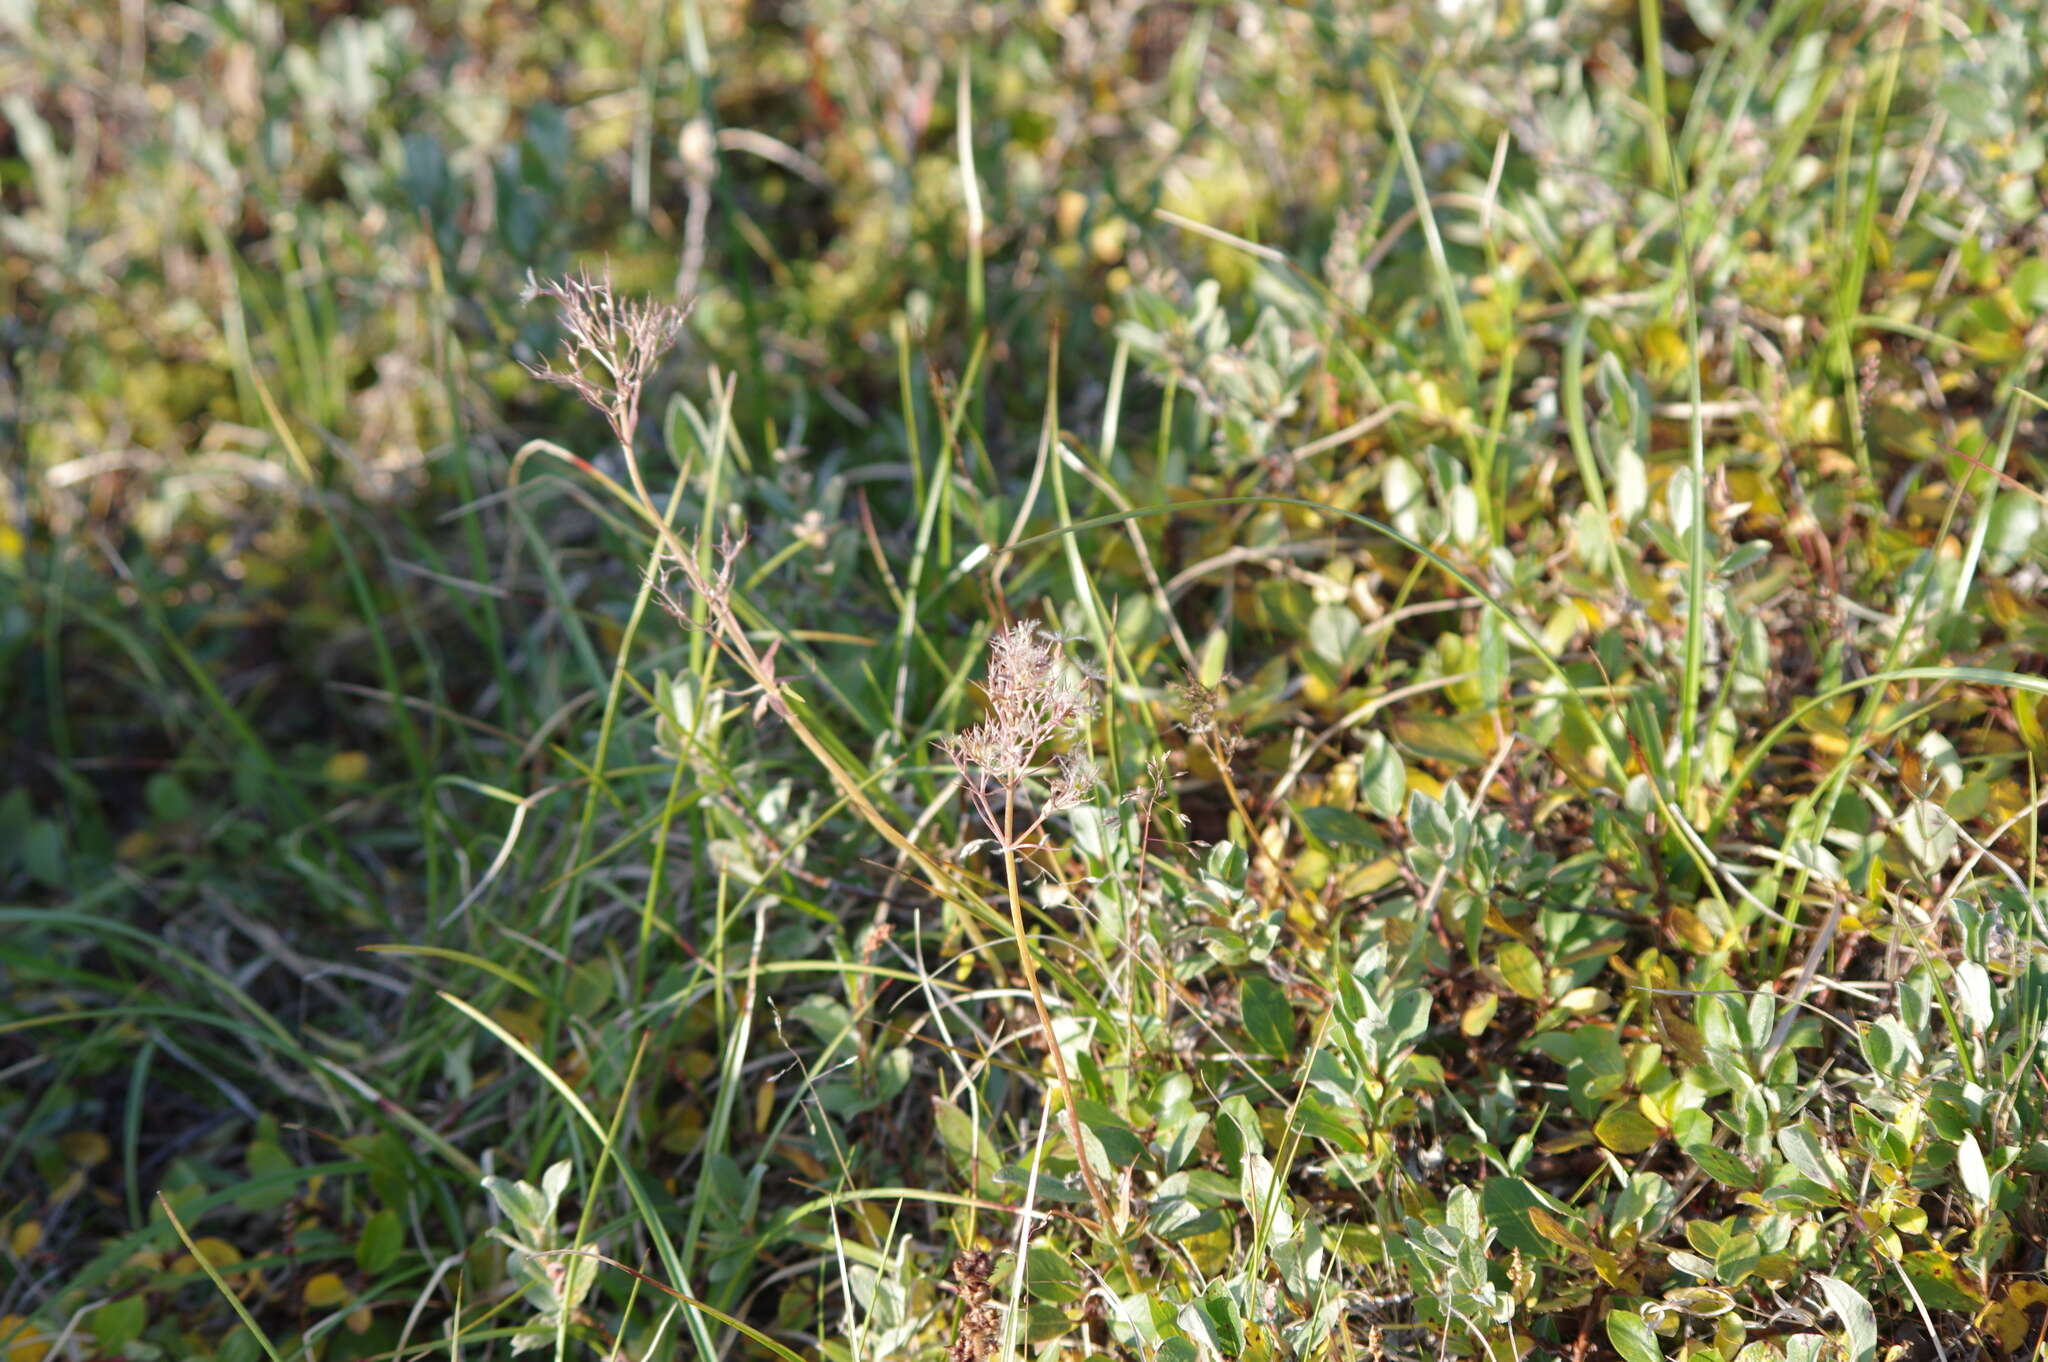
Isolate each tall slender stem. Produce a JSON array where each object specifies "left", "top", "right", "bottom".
[{"left": 1000, "top": 791, "right": 1133, "bottom": 1283}]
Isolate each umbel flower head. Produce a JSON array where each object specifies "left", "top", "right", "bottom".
[{"left": 941, "top": 622, "right": 1099, "bottom": 842}]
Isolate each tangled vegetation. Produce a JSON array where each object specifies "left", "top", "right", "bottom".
[{"left": 5, "top": 3, "right": 2048, "bottom": 1362}]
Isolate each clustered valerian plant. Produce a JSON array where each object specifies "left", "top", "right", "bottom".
[
  {"left": 944, "top": 1249, "right": 1002, "bottom": 1362},
  {"left": 522, "top": 272, "right": 965, "bottom": 884},
  {"left": 941, "top": 621, "right": 1100, "bottom": 852},
  {"left": 940, "top": 623, "right": 1126, "bottom": 1255},
  {"left": 520, "top": 271, "right": 1140, "bottom": 1281},
  {"left": 521, "top": 267, "right": 695, "bottom": 555}
]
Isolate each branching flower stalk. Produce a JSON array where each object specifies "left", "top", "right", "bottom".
[
  {"left": 521, "top": 268, "right": 689, "bottom": 456},
  {"left": 522, "top": 272, "right": 970, "bottom": 908},
  {"left": 523, "top": 273, "right": 1132, "bottom": 1282},
  {"left": 941, "top": 624, "right": 1127, "bottom": 1262}
]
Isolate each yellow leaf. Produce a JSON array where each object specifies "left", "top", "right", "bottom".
[
  {"left": 1341, "top": 857, "right": 1402, "bottom": 896},
  {"left": 488, "top": 1006, "right": 544, "bottom": 1047},
  {"left": 346, "top": 1306, "right": 373, "bottom": 1335},
  {"left": 1595, "top": 1104, "right": 1660, "bottom": 1154},
  {"left": 1557, "top": 987, "right": 1610, "bottom": 1015},
  {"left": 776, "top": 1140, "right": 828, "bottom": 1181},
  {"left": 1975, "top": 1281, "right": 2048, "bottom": 1353},
  {"left": 1724, "top": 468, "right": 1783, "bottom": 519},
  {"left": 1644, "top": 323, "right": 1688, "bottom": 372},
  {"left": 1661, "top": 1286, "right": 1736, "bottom": 1318},
  {"left": 1406, "top": 770, "right": 1446, "bottom": 801},
  {"left": 1526, "top": 1207, "right": 1592, "bottom": 1256},
  {"left": 0, "top": 1314, "right": 50, "bottom": 1362},
  {"left": 324, "top": 751, "right": 371, "bottom": 784},
  {"left": 680, "top": 1050, "right": 717, "bottom": 1081},
  {"left": 303, "top": 1273, "right": 351, "bottom": 1308},
  {"left": 115, "top": 830, "right": 158, "bottom": 861},
  {"left": 1977, "top": 1298, "right": 2028, "bottom": 1352},
  {"left": 1185, "top": 1224, "right": 1232, "bottom": 1277},
  {"left": 1591, "top": 1247, "right": 1640, "bottom": 1291},
  {"left": 2013, "top": 694, "right": 2048, "bottom": 757},
  {"left": 2011, "top": 1281, "right": 2048, "bottom": 1308},
  {"left": 1805, "top": 395, "right": 1842, "bottom": 443},
  {"left": 1414, "top": 378, "right": 1450, "bottom": 419},
  {"left": 172, "top": 1238, "right": 242, "bottom": 1275},
  {"left": 1055, "top": 189, "right": 1086, "bottom": 239},
  {"left": 1460, "top": 994, "right": 1498, "bottom": 1037},
  {"left": 754, "top": 1078, "right": 776, "bottom": 1135},
  {"left": 58, "top": 1131, "right": 110, "bottom": 1168},
  {"left": 1496, "top": 943, "right": 1544, "bottom": 1001},
  {"left": 658, "top": 1100, "right": 704, "bottom": 1154},
  {"left": 9, "top": 1222, "right": 40, "bottom": 1257},
  {"left": 1667, "top": 909, "right": 1717, "bottom": 953}
]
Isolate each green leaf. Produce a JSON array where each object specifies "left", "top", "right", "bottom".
[
  {"left": 1900, "top": 1249, "right": 1980, "bottom": 1311},
  {"left": 1241, "top": 1152, "right": 1296, "bottom": 1244},
  {"left": 1359, "top": 736, "right": 1407, "bottom": 820},
  {"left": 1215, "top": 1095, "right": 1263, "bottom": 1172},
  {"left": 145, "top": 772, "right": 194, "bottom": 821},
  {"left": 1595, "top": 1104, "right": 1661, "bottom": 1154},
  {"left": 1308, "top": 603, "right": 1361, "bottom": 667},
  {"left": 1240, "top": 975, "right": 1295, "bottom": 1059},
  {"left": 1496, "top": 943, "right": 1543, "bottom": 1000},
  {"left": 1076, "top": 1099, "right": 1145, "bottom": 1166},
  {"left": 1683, "top": 1141, "right": 1755, "bottom": 1189},
  {"left": 931, "top": 1098, "right": 997, "bottom": 1186},
  {"left": 482, "top": 1174, "right": 549, "bottom": 1242},
  {"left": 1956, "top": 1132, "right": 1991, "bottom": 1211},
  {"left": 357, "top": 1207, "right": 404, "bottom": 1274},
  {"left": 21, "top": 818, "right": 65, "bottom": 889},
  {"left": 90, "top": 1295, "right": 148, "bottom": 1351},
  {"left": 1811, "top": 1274, "right": 1876, "bottom": 1362},
  {"left": 1528, "top": 1025, "right": 1626, "bottom": 1117},
  {"left": 218, "top": 1325, "right": 265, "bottom": 1362},
  {"left": 565, "top": 957, "right": 613, "bottom": 1015},
  {"left": 1480, "top": 1177, "right": 1579, "bottom": 1257},
  {"left": 1952, "top": 963, "right": 1993, "bottom": 1034},
  {"left": 1027, "top": 1245, "right": 1082, "bottom": 1303},
  {"left": 1714, "top": 1231, "right": 1762, "bottom": 1285},
  {"left": 240, "top": 1138, "right": 297, "bottom": 1212},
  {"left": 1180, "top": 1287, "right": 1243, "bottom": 1357},
  {"left": 1775, "top": 1126, "right": 1842, "bottom": 1191},
  {"left": 1606, "top": 1308, "right": 1661, "bottom": 1362},
  {"left": 1477, "top": 609, "right": 1507, "bottom": 705},
  {"left": 1297, "top": 804, "right": 1378, "bottom": 848},
  {"left": 1197, "top": 627, "right": 1228, "bottom": 688}
]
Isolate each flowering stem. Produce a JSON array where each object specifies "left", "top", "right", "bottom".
[{"left": 999, "top": 790, "right": 1134, "bottom": 1284}]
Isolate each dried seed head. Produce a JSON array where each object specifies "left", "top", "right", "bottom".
[
  {"left": 943, "top": 622, "right": 1095, "bottom": 789},
  {"left": 940, "top": 623, "right": 1102, "bottom": 845},
  {"left": 1045, "top": 751, "right": 1100, "bottom": 813},
  {"left": 1174, "top": 677, "right": 1220, "bottom": 736},
  {"left": 522, "top": 266, "right": 690, "bottom": 445},
  {"left": 947, "top": 1249, "right": 1003, "bottom": 1362}
]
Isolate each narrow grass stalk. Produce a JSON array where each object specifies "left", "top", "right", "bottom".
[{"left": 996, "top": 793, "right": 1126, "bottom": 1274}]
